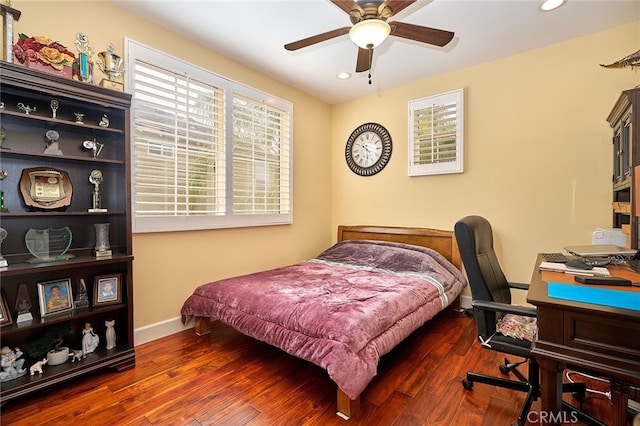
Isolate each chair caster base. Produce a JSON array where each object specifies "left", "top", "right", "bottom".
[
  {"left": 462, "top": 378, "right": 474, "bottom": 390},
  {"left": 572, "top": 390, "right": 585, "bottom": 402}
]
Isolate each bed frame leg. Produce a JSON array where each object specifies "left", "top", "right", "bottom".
[
  {"left": 194, "top": 316, "right": 211, "bottom": 336},
  {"left": 336, "top": 388, "right": 360, "bottom": 419}
]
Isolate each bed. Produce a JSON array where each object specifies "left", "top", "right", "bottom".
[{"left": 180, "top": 225, "right": 467, "bottom": 418}]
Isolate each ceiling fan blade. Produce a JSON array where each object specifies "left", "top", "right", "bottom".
[
  {"left": 284, "top": 27, "right": 351, "bottom": 51},
  {"left": 331, "top": 0, "right": 364, "bottom": 16},
  {"left": 356, "top": 47, "right": 372, "bottom": 73},
  {"left": 388, "top": 21, "right": 454, "bottom": 47},
  {"left": 379, "top": 1, "right": 417, "bottom": 18}
]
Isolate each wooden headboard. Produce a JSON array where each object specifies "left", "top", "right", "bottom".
[{"left": 337, "top": 225, "right": 461, "bottom": 269}]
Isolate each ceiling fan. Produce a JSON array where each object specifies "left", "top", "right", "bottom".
[{"left": 284, "top": 0, "right": 455, "bottom": 75}]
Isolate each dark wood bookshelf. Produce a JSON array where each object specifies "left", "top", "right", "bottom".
[{"left": 0, "top": 61, "right": 134, "bottom": 405}]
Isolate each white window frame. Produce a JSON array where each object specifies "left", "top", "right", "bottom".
[
  {"left": 125, "top": 38, "right": 293, "bottom": 233},
  {"left": 408, "top": 88, "right": 464, "bottom": 176}
]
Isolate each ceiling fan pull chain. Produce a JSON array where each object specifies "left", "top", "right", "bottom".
[{"left": 368, "top": 47, "right": 373, "bottom": 84}]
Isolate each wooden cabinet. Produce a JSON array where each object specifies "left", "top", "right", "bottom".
[
  {"left": 608, "top": 87, "right": 640, "bottom": 248},
  {"left": 0, "top": 61, "right": 134, "bottom": 404}
]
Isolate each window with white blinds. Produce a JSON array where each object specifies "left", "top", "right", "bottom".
[
  {"left": 126, "top": 39, "right": 292, "bottom": 233},
  {"left": 408, "top": 89, "right": 463, "bottom": 176}
]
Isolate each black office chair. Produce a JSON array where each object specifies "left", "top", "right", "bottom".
[{"left": 454, "top": 216, "right": 596, "bottom": 426}]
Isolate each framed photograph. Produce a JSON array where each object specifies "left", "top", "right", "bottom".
[
  {"left": 0, "top": 289, "right": 12, "bottom": 327},
  {"left": 93, "top": 274, "right": 122, "bottom": 306},
  {"left": 37, "top": 278, "right": 73, "bottom": 317}
]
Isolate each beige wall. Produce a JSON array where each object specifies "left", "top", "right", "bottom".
[
  {"left": 331, "top": 22, "right": 640, "bottom": 303},
  {"left": 13, "top": 1, "right": 333, "bottom": 329},
  {"left": 13, "top": 1, "right": 640, "bottom": 325}
]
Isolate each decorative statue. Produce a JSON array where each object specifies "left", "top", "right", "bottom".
[
  {"left": 29, "top": 358, "right": 47, "bottom": 375},
  {"left": 81, "top": 323, "right": 99, "bottom": 354},
  {"left": 0, "top": 346, "right": 26, "bottom": 381},
  {"left": 69, "top": 349, "right": 85, "bottom": 362},
  {"left": 105, "top": 320, "right": 116, "bottom": 350}
]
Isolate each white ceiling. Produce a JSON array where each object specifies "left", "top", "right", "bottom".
[{"left": 112, "top": 0, "right": 640, "bottom": 104}]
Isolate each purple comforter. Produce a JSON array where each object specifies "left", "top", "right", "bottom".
[{"left": 181, "top": 239, "right": 467, "bottom": 399}]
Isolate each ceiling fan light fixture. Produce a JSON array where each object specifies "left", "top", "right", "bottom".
[
  {"left": 540, "top": 0, "right": 567, "bottom": 11},
  {"left": 349, "top": 19, "right": 391, "bottom": 49}
]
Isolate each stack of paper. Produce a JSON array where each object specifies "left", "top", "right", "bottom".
[{"left": 539, "top": 261, "right": 611, "bottom": 277}]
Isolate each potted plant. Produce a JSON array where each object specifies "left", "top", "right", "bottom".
[{"left": 27, "top": 324, "right": 73, "bottom": 366}]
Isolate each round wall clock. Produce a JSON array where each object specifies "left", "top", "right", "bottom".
[{"left": 345, "top": 122, "right": 392, "bottom": 176}]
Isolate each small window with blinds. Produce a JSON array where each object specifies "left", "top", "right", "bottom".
[
  {"left": 126, "top": 39, "right": 292, "bottom": 233},
  {"left": 408, "top": 89, "right": 463, "bottom": 176}
]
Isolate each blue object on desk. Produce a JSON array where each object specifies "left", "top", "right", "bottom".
[{"left": 548, "top": 282, "right": 640, "bottom": 311}]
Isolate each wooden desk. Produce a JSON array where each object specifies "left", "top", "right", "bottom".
[{"left": 527, "top": 256, "right": 640, "bottom": 426}]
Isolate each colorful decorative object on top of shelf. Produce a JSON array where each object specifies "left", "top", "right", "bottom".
[{"left": 13, "top": 33, "right": 74, "bottom": 78}]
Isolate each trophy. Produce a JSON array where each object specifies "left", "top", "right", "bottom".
[
  {"left": 0, "top": 227, "right": 7, "bottom": 267},
  {"left": 0, "top": 169, "right": 7, "bottom": 212},
  {"left": 44, "top": 129, "right": 62, "bottom": 155},
  {"left": 74, "top": 278, "right": 90, "bottom": 309},
  {"left": 97, "top": 42, "right": 124, "bottom": 92},
  {"left": 74, "top": 32, "right": 94, "bottom": 83},
  {"left": 50, "top": 99, "right": 59, "bottom": 119},
  {"left": 94, "top": 223, "right": 111, "bottom": 258},
  {"left": 1, "top": 3, "right": 21, "bottom": 63},
  {"left": 17, "top": 102, "right": 34, "bottom": 114},
  {"left": 24, "top": 226, "right": 74, "bottom": 263},
  {"left": 15, "top": 283, "right": 33, "bottom": 324},
  {"left": 82, "top": 139, "right": 103, "bottom": 158},
  {"left": 88, "top": 169, "right": 106, "bottom": 212}
]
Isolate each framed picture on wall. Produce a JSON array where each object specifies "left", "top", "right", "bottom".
[
  {"left": 37, "top": 278, "right": 73, "bottom": 317},
  {"left": 93, "top": 274, "right": 122, "bottom": 306}
]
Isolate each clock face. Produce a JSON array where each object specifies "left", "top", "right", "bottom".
[{"left": 345, "top": 123, "right": 392, "bottom": 176}]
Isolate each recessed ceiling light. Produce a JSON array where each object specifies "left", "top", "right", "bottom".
[
  {"left": 540, "top": 0, "right": 567, "bottom": 11},
  {"left": 337, "top": 72, "right": 351, "bottom": 80}
]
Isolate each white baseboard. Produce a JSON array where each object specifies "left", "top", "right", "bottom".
[
  {"left": 134, "top": 316, "right": 193, "bottom": 346},
  {"left": 459, "top": 294, "right": 472, "bottom": 310}
]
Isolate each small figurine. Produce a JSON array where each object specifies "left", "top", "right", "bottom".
[
  {"left": 81, "top": 323, "right": 99, "bottom": 354},
  {"left": 98, "top": 114, "right": 109, "bottom": 128},
  {"left": 69, "top": 349, "right": 85, "bottom": 362},
  {"left": 29, "top": 358, "right": 47, "bottom": 375},
  {"left": 0, "top": 346, "right": 27, "bottom": 382},
  {"left": 105, "top": 320, "right": 116, "bottom": 350},
  {"left": 74, "top": 112, "right": 84, "bottom": 124}
]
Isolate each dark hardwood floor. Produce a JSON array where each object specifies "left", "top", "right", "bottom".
[{"left": 1, "top": 309, "right": 628, "bottom": 425}]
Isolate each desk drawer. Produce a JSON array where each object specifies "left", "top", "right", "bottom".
[{"left": 564, "top": 311, "right": 640, "bottom": 360}]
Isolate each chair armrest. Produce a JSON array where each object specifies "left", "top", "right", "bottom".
[
  {"left": 471, "top": 299, "right": 537, "bottom": 317},
  {"left": 508, "top": 282, "right": 530, "bottom": 291}
]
